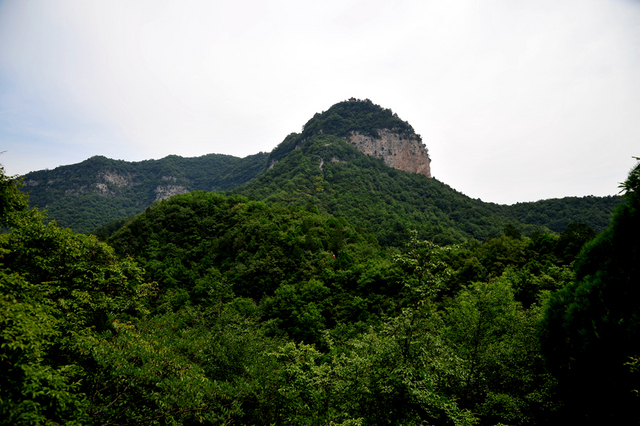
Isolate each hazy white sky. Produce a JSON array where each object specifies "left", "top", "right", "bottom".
[{"left": 1, "top": 0, "right": 639, "bottom": 204}]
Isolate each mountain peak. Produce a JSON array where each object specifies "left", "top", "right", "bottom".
[{"left": 269, "top": 99, "right": 431, "bottom": 177}]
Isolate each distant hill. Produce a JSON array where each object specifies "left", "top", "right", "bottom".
[
  {"left": 20, "top": 152, "right": 268, "bottom": 233},
  {"left": 505, "top": 195, "right": 622, "bottom": 233},
  {"left": 18, "top": 99, "right": 623, "bottom": 240}
]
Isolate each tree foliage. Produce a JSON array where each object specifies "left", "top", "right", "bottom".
[
  {"left": 541, "top": 157, "right": 640, "bottom": 424},
  {"left": 2, "top": 155, "right": 620, "bottom": 425}
]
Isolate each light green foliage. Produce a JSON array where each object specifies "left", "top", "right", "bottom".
[
  {"left": 82, "top": 315, "right": 243, "bottom": 425},
  {"left": 0, "top": 272, "right": 89, "bottom": 425},
  {"left": 270, "top": 326, "right": 477, "bottom": 426},
  {"left": 1, "top": 209, "right": 150, "bottom": 336},
  {"left": 392, "top": 230, "right": 455, "bottom": 299},
  {"left": 442, "top": 278, "right": 557, "bottom": 425}
]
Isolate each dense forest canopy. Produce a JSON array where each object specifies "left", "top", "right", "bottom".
[
  {"left": 236, "top": 133, "right": 619, "bottom": 246},
  {"left": 2, "top": 156, "right": 639, "bottom": 425}
]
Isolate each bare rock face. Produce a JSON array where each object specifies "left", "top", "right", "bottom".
[
  {"left": 346, "top": 129, "right": 431, "bottom": 178},
  {"left": 154, "top": 185, "right": 188, "bottom": 201},
  {"left": 100, "top": 171, "right": 132, "bottom": 187}
]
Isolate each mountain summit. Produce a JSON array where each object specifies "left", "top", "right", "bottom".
[{"left": 267, "top": 98, "right": 431, "bottom": 177}]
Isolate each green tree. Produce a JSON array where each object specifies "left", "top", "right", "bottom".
[
  {"left": 442, "top": 278, "right": 558, "bottom": 425},
  {"left": 0, "top": 163, "right": 28, "bottom": 226},
  {"left": 1, "top": 164, "right": 212, "bottom": 425},
  {"left": 541, "top": 157, "right": 640, "bottom": 424},
  {"left": 0, "top": 272, "right": 90, "bottom": 425}
]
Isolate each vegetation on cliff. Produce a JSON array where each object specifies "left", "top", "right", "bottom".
[{"left": 267, "top": 98, "right": 419, "bottom": 167}]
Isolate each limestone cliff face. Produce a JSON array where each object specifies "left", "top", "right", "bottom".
[
  {"left": 154, "top": 184, "right": 189, "bottom": 201},
  {"left": 345, "top": 129, "right": 431, "bottom": 178}
]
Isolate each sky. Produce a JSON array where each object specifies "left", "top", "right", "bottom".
[{"left": 1, "top": 0, "right": 639, "bottom": 205}]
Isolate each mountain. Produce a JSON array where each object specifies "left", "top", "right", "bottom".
[
  {"left": 234, "top": 99, "right": 621, "bottom": 244},
  {"left": 20, "top": 152, "right": 268, "bottom": 233},
  {"left": 267, "top": 98, "right": 431, "bottom": 177},
  {"left": 18, "top": 98, "right": 621, "bottom": 239},
  {"left": 505, "top": 195, "right": 622, "bottom": 233}
]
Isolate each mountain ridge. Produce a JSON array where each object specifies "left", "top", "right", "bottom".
[
  {"left": 17, "top": 99, "right": 622, "bottom": 238},
  {"left": 20, "top": 152, "right": 268, "bottom": 232}
]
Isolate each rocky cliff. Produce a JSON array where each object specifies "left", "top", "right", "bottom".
[
  {"left": 267, "top": 99, "right": 433, "bottom": 178},
  {"left": 346, "top": 129, "right": 431, "bottom": 178}
]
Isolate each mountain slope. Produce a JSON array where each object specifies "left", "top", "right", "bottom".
[
  {"left": 21, "top": 152, "right": 268, "bottom": 232},
  {"left": 235, "top": 133, "right": 525, "bottom": 245},
  {"left": 504, "top": 195, "right": 622, "bottom": 233},
  {"left": 234, "top": 100, "right": 621, "bottom": 245}
]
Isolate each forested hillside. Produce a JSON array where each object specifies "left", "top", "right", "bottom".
[
  {"left": 504, "top": 195, "right": 622, "bottom": 233},
  {"left": 4, "top": 99, "right": 632, "bottom": 425},
  {"left": 18, "top": 100, "right": 621, "bottom": 240},
  {"left": 236, "top": 133, "right": 522, "bottom": 245},
  {"left": 3, "top": 158, "right": 638, "bottom": 425},
  {"left": 20, "top": 152, "right": 268, "bottom": 232},
  {"left": 235, "top": 129, "right": 620, "bottom": 246}
]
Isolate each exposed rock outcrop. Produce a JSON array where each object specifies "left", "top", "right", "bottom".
[
  {"left": 346, "top": 129, "right": 431, "bottom": 178},
  {"left": 154, "top": 185, "right": 188, "bottom": 201},
  {"left": 100, "top": 171, "right": 132, "bottom": 187}
]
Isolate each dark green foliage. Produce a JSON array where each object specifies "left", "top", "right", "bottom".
[
  {"left": 257, "top": 98, "right": 620, "bottom": 245},
  {"left": 19, "top": 98, "right": 621, "bottom": 241},
  {"left": 541, "top": 158, "right": 640, "bottom": 424},
  {"left": 1, "top": 160, "right": 588, "bottom": 425},
  {"left": 440, "top": 224, "right": 581, "bottom": 309},
  {"left": 554, "top": 222, "right": 596, "bottom": 263},
  {"left": 1, "top": 165, "right": 284, "bottom": 425},
  {"left": 301, "top": 98, "right": 416, "bottom": 139},
  {"left": 0, "top": 165, "right": 29, "bottom": 226},
  {"left": 90, "top": 215, "right": 135, "bottom": 241},
  {"left": 2, "top": 99, "right": 631, "bottom": 425},
  {"left": 238, "top": 134, "right": 543, "bottom": 245},
  {"left": 505, "top": 195, "right": 622, "bottom": 233},
  {"left": 107, "top": 191, "right": 381, "bottom": 304},
  {"left": 21, "top": 152, "right": 268, "bottom": 233}
]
